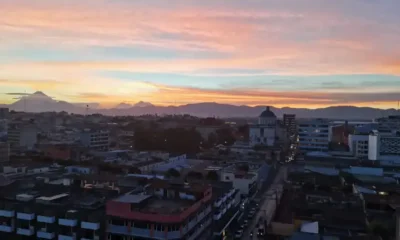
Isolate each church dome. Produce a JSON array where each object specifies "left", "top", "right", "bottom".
[{"left": 259, "top": 106, "right": 276, "bottom": 118}]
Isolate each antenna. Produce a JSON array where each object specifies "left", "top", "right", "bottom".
[
  {"left": 24, "top": 90, "right": 27, "bottom": 112},
  {"left": 86, "top": 105, "right": 89, "bottom": 116}
]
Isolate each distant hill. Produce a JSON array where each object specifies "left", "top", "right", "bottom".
[{"left": 3, "top": 91, "right": 399, "bottom": 119}]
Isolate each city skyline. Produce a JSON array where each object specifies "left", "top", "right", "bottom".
[{"left": 1, "top": 0, "right": 399, "bottom": 109}]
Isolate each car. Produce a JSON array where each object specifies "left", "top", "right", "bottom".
[
  {"left": 234, "top": 230, "right": 243, "bottom": 239},
  {"left": 250, "top": 231, "right": 254, "bottom": 237}
]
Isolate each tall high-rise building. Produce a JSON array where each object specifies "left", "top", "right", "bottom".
[
  {"left": 0, "top": 108, "right": 9, "bottom": 162},
  {"left": 283, "top": 114, "right": 296, "bottom": 135},
  {"left": 298, "top": 119, "right": 330, "bottom": 153},
  {"left": 0, "top": 108, "right": 9, "bottom": 120}
]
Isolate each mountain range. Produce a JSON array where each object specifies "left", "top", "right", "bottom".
[{"left": 2, "top": 91, "right": 399, "bottom": 119}]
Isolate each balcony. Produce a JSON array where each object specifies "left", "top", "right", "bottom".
[
  {"left": 17, "top": 227, "right": 35, "bottom": 236},
  {"left": 222, "top": 207, "right": 227, "bottom": 215},
  {"left": 58, "top": 234, "right": 77, "bottom": 240},
  {"left": 0, "top": 225, "right": 13, "bottom": 233},
  {"left": 37, "top": 231, "right": 56, "bottom": 239},
  {"left": 59, "top": 218, "right": 78, "bottom": 227},
  {"left": 214, "top": 212, "right": 222, "bottom": 220},
  {"left": 81, "top": 237, "right": 100, "bottom": 240},
  {"left": 17, "top": 212, "right": 35, "bottom": 221},
  {"left": 166, "top": 231, "right": 180, "bottom": 239},
  {"left": 81, "top": 221, "right": 100, "bottom": 230},
  {"left": 214, "top": 199, "right": 222, "bottom": 208},
  {"left": 38, "top": 215, "right": 56, "bottom": 223},
  {"left": 229, "top": 189, "right": 236, "bottom": 197},
  {"left": 107, "top": 224, "right": 128, "bottom": 235},
  {"left": 0, "top": 209, "right": 14, "bottom": 217}
]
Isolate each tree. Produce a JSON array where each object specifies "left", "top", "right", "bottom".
[
  {"left": 206, "top": 133, "right": 217, "bottom": 147},
  {"left": 237, "top": 124, "right": 249, "bottom": 140},
  {"left": 134, "top": 127, "right": 203, "bottom": 154},
  {"left": 216, "top": 128, "right": 235, "bottom": 146},
  {"left": 206, "top": 171, "right": 219, "bottom": 181},
  {"left": 165, "top": 168, "right": 180, "bottom": 178}
]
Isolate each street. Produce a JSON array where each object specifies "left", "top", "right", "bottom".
[{"left": 241, "top": 166, "right": 286, "bottom": 240}]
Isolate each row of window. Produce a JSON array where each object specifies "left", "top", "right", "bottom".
[{"left": 299, "top": 124, "right": 329, "bottom": 128}]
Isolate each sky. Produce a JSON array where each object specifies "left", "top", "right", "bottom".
[{"left": 0, "top": 0, "right": 399, "bottom": 109}]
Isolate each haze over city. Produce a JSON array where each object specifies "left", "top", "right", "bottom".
[{"left": 1, "top": 0, "right": 399, "bottom": 109}]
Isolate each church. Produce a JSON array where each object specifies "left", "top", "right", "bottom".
[{"left": 249, "top": 106, "right": 277, "bottom": 147}]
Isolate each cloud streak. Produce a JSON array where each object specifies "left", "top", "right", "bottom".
[{"left": 0, "top": 0, "right": 399, "bottom": 107}]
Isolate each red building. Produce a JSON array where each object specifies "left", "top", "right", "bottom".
[{"left": 106, "top": 180, "right": 213, "bottom": 240}]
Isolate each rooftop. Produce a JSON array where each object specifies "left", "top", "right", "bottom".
[{"left": 259, "top": 106, "right": 276, "bottom": 118}]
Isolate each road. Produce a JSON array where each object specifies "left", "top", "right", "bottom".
[{"left": 241, "top": 166, "right": 286, "bottom": 240}]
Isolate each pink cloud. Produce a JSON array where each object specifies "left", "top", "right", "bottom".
[{"left": 0, "top": 0, "right": 399, "bottom": 77}]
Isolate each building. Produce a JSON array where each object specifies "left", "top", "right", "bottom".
[
  {"left": 0, "top": 142, "right": 10, "bottom": 162},
  {"left": 330, "top": 122, "right": 353, "bottom": 146},
  {"left": 348, "top": 123, "right": 379, "bottom": 159},
  {"left": 298, "top": 119, "right": 330, "bottom": 153},
  {"left": 249, "top": 106, "right": 277, "bottom": 147},
  {"left": 0, "top": 176, "right": 112, "bottom": 240},
  {"left": 369, "top": 130, "right": 400, "bottom": 161},
  {"left": 0, "top": 109, "right": 9, "bottom": 162},
  {"left": 79, "top": 129, "right": 109, "bottom": 152},
  {"left": 220, "top": 166, "right": 258, "bottom": 197},
  {"left": 211, "top": 182, "right": 241, "bottom": 240},
  {"left": 283, "top": 114, "right": 296, "bottom": 136},
  {"left": 0, "top": 108, "right": 9, "bottom": 120},
  {"left": 106, "top": 180, "right": 213, "bottom": 240},
  {"left": 7, "top": 123, "right": 38, "bottom": 152},
  {"left": 42, "top": 143, "right": 87, "bottom": 162},
  {"left": 376, "top": 115, "right": 400, "bottom": 134},
  {"left": 348, "top": 134, "right": 369, "bottom": 158}
]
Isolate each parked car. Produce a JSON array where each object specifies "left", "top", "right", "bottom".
[{"left": 235, "top": 230, "right": 244, "bottom": 239}]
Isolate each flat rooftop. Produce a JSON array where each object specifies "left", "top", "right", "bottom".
[
  {"left": 116, "top": 194, "right": 196, "bottom": 215},
  {"left": 140, "top": 198, "right": 194, "bottom": 215}
]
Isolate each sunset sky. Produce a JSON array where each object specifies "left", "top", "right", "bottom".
[{"left": 0, "top": 0, "right": 399, "bottom": 108}]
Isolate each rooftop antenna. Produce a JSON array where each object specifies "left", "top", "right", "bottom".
[
  {"left": 23, "top": 90, "right": 27, "bottom": 112},
  {"left": 85, "top": 105, "right": 89, "bottom": 116}
]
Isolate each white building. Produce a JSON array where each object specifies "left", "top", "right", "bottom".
[
  {"left": 369, "top": 130, "right": 400, "bottom": 161},
  {"left": 79, "top": 129, "right": 109, "bottom": 152},
  {"left": 220, "top": 171, "right": 257, "bottom": 196},
  {"left": 298, "top": 119, "right": 330, "bottom": 153},
  {"left": 348, "top": 134, "right": 369, "bottom": 158},
  {"left": 249, "top": 106, "right": 277, "bottom": 147}
]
